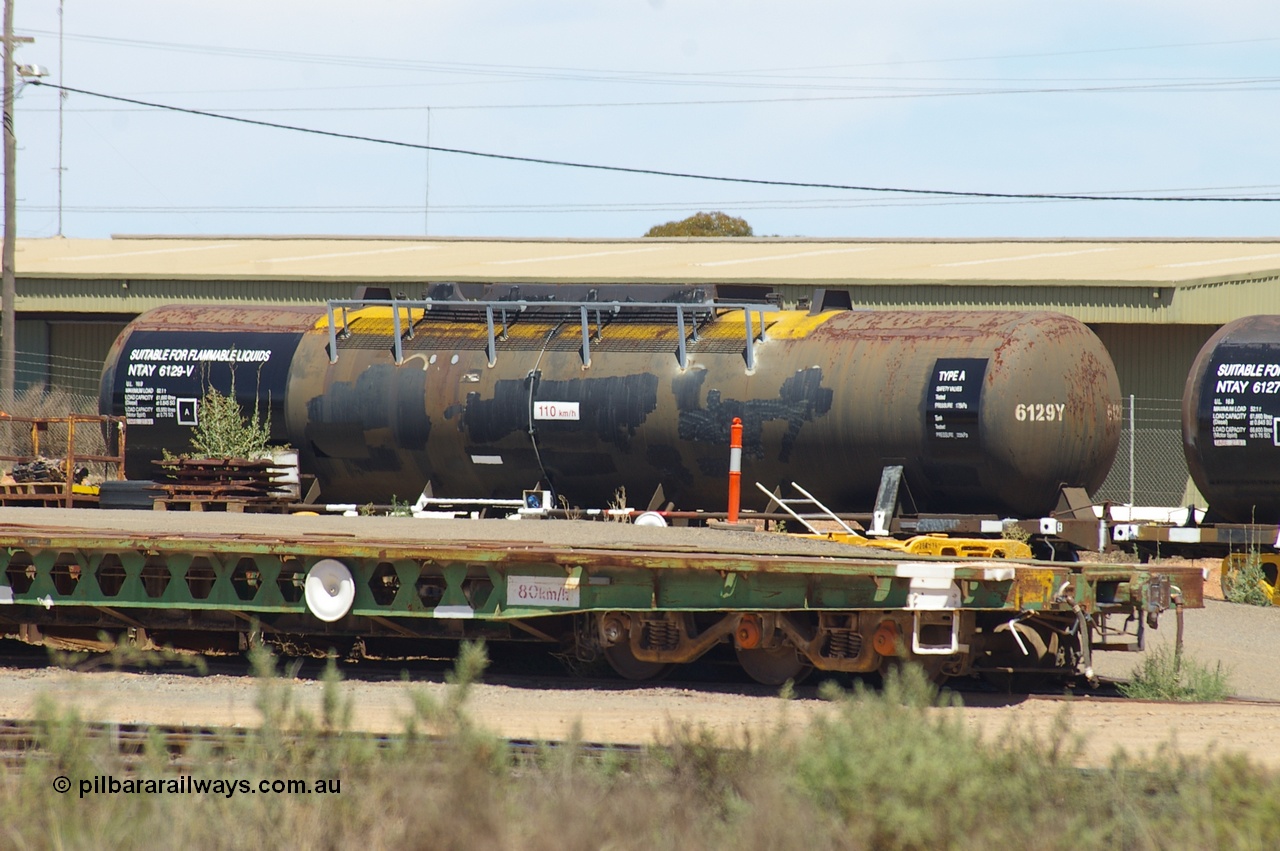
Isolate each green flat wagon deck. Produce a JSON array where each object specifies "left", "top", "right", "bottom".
[{"left": 0, "top": 508, "right": 1202, "bottom": 686}]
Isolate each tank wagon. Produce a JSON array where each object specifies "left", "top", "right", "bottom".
[
  {"left": 1183, "top": 315, "right": 1280, "bottom": 524},
  {"left": 1114, "top": 315, "right": 1280, "bottom": 598},
  {"left": 0, "top": 290, "right": 1186, "bottom": 686},
  {"left": 100, "top": 285, "right": 1122, "bottom": 518}
]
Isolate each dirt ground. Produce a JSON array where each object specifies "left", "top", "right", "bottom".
[{"left": 0, "top": 651, "right": 1275, "bottom": 770}]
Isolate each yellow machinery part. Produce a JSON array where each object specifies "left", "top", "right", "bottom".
[
  {"left": 798, "top": 532, "right": 1031, "bottom": 560},
  {"left": 896, "top": 535, "right": 1032, "bottom": 559},
  {"left": 1220, "top": 552, "right": 1280, "bottom": 605}
]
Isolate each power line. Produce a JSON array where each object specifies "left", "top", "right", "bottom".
[
  {"left": 29, "top": 81, "right": 1280, "bottom": 204},
  {"left": 20, "top": 28, "right": 1280, "bottom": 79},
  {"left": 23, "top": 69, "right": 1269, "bottom": 101},
  {"left": 24, "top": 184, "right": 1280, "bottom": 215},
  {"left": 775, "top": 35, "right": 1280, "bottom": 69},
  {"left": 22, "top": 73, "right": 1280, "bottom": 115}
]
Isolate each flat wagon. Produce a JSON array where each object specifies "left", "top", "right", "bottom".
[{"left": 0, "top": 508, "right": 1201, "bottom": 686}]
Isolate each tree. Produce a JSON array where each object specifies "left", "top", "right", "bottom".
[{"left": 643, "top": 211, "right": 753, "bottom": 238}]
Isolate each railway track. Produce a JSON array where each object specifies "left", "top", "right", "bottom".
[
  {"left": 4, "top": 681, "right": 1275, "bottom": 775},
  {"left": 0, "top": 714, "right": 648, "bottom": 773},
  {"left": 0, "top": 632, "right": 1126, "bottom": 696}
]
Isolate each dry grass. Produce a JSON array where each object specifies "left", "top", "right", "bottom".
[{"left": 3, "top": 647, "right": 1279, "bottom": 850}]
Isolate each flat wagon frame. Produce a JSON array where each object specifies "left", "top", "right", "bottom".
[{"left": 0, "top": 509, "right": 1202, "bottom": 685}]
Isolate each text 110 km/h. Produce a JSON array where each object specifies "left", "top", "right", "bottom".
[{"left": 533, "top": 402, "right": 581, "bottom": 421}]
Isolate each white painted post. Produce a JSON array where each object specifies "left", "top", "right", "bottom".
[{"left": 1128, "top": 393, "right": 1135, "bottom": 510}]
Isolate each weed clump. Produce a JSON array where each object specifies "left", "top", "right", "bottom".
[
  {"left": 1222, "top": 551, "right": 1274, "bottom": 607},
  {"left": 1120, "top": 645, "right": 1232, "bottom": 702},
  {"left": 788, "top": 665, "right": 1082, "bottom": 849},
  {"left": 186, "top": 385, "right": 272, "bottom": 460}
]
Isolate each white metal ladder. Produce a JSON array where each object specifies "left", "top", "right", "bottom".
[{"left": 754, "top": 481, "right": 858, "bottom": 535}]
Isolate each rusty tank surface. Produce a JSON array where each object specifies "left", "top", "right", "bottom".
[
  {"left": 101, "top": 287, "right": 1121, "bottom": 516},
  {"left": 1183, "top": 315, "right": 1280, "bottom": 523}
]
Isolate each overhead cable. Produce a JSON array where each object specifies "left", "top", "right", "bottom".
[{"left": 30, "top": 81, "right": 1280, "bottom": 204}]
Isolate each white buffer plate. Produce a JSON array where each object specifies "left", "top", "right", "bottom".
[{"left": 304, "top": 559, "right": 356, "bottom": 622}]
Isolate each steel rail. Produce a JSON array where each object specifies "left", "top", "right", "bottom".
[{"left": 0, "top": 716, "right": 647, "bottom": 772}]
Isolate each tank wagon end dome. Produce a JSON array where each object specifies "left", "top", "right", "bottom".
[{"left": 1183, "top": 315, "right": 1280, "bottom": 523}]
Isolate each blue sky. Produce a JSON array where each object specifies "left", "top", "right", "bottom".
[{"left": 8, "top": 1, "right": 1280, "bottom": 239}]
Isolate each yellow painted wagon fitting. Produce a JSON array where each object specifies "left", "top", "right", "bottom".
[
  {"left": 1220, "top": 552, "right": 1280, "bottom": 605},
  {"left": 898, "top": 535, "right": 1032, "bottom": 560},
  {"left": 797, "top": 532, "right": 1031, "bottom": 560}
]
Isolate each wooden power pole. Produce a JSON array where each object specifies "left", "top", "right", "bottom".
[
  {"left": 2, "top": 0, "right": 32, "bottom": 408},
  {"left": 1, "top": 0, "right": 15, "bottom": 408}
]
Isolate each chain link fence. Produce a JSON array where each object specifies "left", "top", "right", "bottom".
[
  {"left": 1092, "top": 396, "right": 1192, "bottom": 508},
  {"left": 16, "top": 350, "right": 104, "bottom": 404},
  {"left": 4, "top": 352, "right": 111, "bottom": 479}
]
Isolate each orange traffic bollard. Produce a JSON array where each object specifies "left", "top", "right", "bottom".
[{"left": 727, "top": 416, "right": 743, "bottom": 523}]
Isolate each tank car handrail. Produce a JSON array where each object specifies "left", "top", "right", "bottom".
[{"left": 324, "top": 297, "right": 778, "bottom": 369}]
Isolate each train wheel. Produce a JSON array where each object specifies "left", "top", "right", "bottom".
[
  {"left": 602, "top": 641, "right": 671, "bottom": 681},
  {"left": 980, "top": 621, "right": 1060, "bottom": 693},
  {"left": 737, "top": 643, "right": 811, "bottom": 686}
]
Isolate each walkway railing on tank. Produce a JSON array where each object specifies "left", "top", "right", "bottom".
[{"left": 324, "top": 298, "right": 779, "bottom": 370}]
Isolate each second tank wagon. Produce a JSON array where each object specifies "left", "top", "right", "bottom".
[{"left": 1183, "top": 315, "right": 1280, "bottom": 523}]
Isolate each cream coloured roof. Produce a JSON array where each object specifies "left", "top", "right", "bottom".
[{"left": 16, "top": 235, "right": 1280, "bottom": 286}]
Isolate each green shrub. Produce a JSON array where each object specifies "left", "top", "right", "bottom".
[
  {"left": 788, "top": 665, "right": 1083, "bottom": 848},
  {"left": 1223, "top": 551, "right": 1273, "bottom": 607},
  {"left": 187, "top": 385, "right": 272, "bottom": 460},
  {"left": 1119, "top": 645, "right": 1232, "bottom": 702}
]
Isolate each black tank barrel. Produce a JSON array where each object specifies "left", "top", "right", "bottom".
[
  {"left": 1183, "top": 315, "right": 1280, "bottom": 523},
  {"left": 102, "top": 301, "right": 1121, "bottom": 517}
]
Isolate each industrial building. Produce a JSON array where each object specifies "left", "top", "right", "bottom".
[{"left": 12, "top": 234, "right": 1280, "bottom": 507}]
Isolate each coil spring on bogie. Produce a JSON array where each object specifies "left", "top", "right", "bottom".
[
  {"left": 641, "top": 620, "right": 681, "bottom": 651},
  {"left": 823, "top": 631, "right": 863, "bottom": 659}
]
